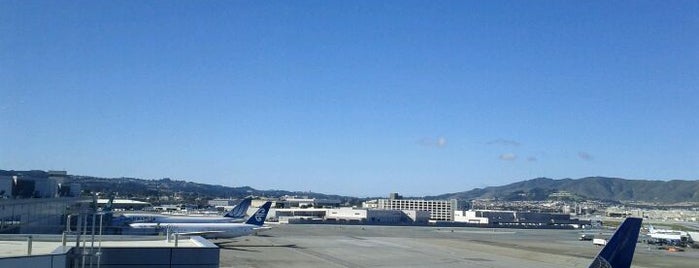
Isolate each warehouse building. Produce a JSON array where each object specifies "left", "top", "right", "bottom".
[
  {"left": 326, "top": 208, "right": 430, "bottom": 224},
  {"left": 454, "top": 209, "right": 589, "bottom": 228}
]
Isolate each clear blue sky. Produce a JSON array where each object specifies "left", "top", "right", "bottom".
[{"left": 1, "top": 1, "right": 697, "bottom": 197}]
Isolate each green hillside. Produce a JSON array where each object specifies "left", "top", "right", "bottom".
[{"left": 428, "top": 177, "right": 699, "bottom": 203}]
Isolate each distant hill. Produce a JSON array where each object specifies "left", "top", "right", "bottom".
[
  {"left": 427, "top": 177, "right": 699, "bottom": 203},
  {"left": 0, "top": 170, "right": 360, "bottom": 205},
  {"left": 4, "top": 170, "right": 698, "bottom": 204}
]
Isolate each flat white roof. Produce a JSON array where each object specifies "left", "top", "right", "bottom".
[
  {"left": 0, "top": 235, "right": 213, "bottom": 258},
  {"left": 96, "top": 199, "right": 150, "bottom": 205}
]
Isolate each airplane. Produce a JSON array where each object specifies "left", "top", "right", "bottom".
[
  {"left": 115, "top": 197, "right": 252, "bottom": 225},
  {"left": 588, "top": 217, "right": 642, "bottom": 268},
  {"left": 646, "top": 224, "right": 690, "bottom": 246},
  {"left": 128, "top": 201, "right": 272, "bottom": 239}
]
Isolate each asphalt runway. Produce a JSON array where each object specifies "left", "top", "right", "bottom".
[{"left": 218, "top": 224, "right": 698, "bottom": 268}]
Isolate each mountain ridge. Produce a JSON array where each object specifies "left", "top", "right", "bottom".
[
  {"left": 3, "top": 170, "right": 698, "bottom": 203},
  {"left": 427, "top": 176, "right": 699, "bottom": 203},
  {"left": 0, "top": 169, "right": 361, "bottom": 205}
]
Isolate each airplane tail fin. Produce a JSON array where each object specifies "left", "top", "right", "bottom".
[
  {"left": 589, "top": 217, "right": 642, "bottom": 268},
  {"left": 244, "top": 201, "right": 272, "bottom": 226},
  {"left": 224, "top": 197, "right": 252, "bottom": 218}
]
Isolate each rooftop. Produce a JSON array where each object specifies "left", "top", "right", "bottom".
[{"left": 0, "top": 234, "right": 213, "bottom": 258}]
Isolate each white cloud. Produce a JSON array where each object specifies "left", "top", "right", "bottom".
[
  {"left": 499, "top": 153, "right": 517, "bottom": 161},
  {"left": 436, "top": 137, "right": 446, "bottom": 147},
  {"left": 487, "top": 139, "right": 521, "bottom": 146},
  {"left": 417, "top": 137, "right": 447, "bottom": 148}
]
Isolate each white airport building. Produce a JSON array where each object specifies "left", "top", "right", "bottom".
[
  {"left": 207, "top": 198, "right": 241, "bottom": 208},
  {"left": 279, "top": 196, "right": 341, "bottom": 208},
  {"left": 273, "top": 207, "right": 430, "bottom": 224},
  {"left": 274, "top": 208, "right": 328, "bottom": 223},
  {"left": 326, "top": 208, "right": 430, "bottom": 224},
  {"left": 368, "top": 193, "right": 458, "bottom": 221},
  {"left": 454, "top": 210, "right": 490, "bottom": 224}
]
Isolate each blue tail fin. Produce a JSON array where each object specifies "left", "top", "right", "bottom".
[
  {"left": 224, "top": 197, "right": 252, "bottom": 218},
  {"left": 244, "top": 202, "right": 271, "bottom": 226},
  {"left": 589, "top": 217, "right": 642, "bottom": 268}
]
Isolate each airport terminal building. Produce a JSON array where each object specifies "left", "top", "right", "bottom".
[{"left": 325, "top": 208, "right": 430, "bottom": 224}]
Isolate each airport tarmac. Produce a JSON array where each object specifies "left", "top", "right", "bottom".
[{"left": 218, "top": 224, "right": 699, "bottom": 268}]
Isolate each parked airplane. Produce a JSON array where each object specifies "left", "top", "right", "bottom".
[
  {"left": 588, "top": 217, "right": 642, "bottom": 268},
  {"left": 116, "top": 197, "right": 252, "bottom": 225},
  {"left": 647, "top": 224, "right": 690, "bottom": 246},
  {"left": 129, "top": 201, "right": 272, "bottom": 239}
]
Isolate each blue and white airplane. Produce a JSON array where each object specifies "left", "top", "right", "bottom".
[
  {"left": 129, "top": 201, "right": 272, "bottom": 239},
  {"left": 588, "top": 217, "right": 642, "bottom": 268},
  {"left": 116, "top": 197, "right": 252, "bottom": 224}
]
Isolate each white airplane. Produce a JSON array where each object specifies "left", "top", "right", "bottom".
[
  {"left": 129, "top": 201, "right": 272, "bottom": 239},
  {"left": 115, "top": 197, "right": 252, "bottom": 224},
  {"left": 647, "top": 224, "right": 690, "bottom": 245}
]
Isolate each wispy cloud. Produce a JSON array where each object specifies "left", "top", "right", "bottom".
[
  {"left": 417, "top": 137, "right": 447, "bottom": 148},
  {"left": 526, "top": 156, "right": 538, "bottom": 162},
  {"left": 487, "top": 139, "right": 521, "bottom": 146},
  {"left": 499, "top": 153, "right": 517, "bottom": 161},
  {"left": 578, "top": 151, "right": 594, "bottom": 161}
]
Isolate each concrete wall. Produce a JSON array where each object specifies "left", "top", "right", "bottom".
[
  {"left": 326, "top": 208, "right": 367, "bottom": 221},
  {"left": 326, "top": 208, "right": 431, "bottom": 224},
  {"left": 96, "top": 247, "right": 219, "bottom": 268},
  {"left": 0, "top": 254, "right": 67, "bottom": 268},
  {"left": 0, "top": 237, "right": 220, "bottom": 268},
  {"left": 402, "top": 210, "right": 430, "bottom": 223},
  {"left": 33, "top": 178, "right": 58, "bottom": 198},
  {"left": 366, "top": 210, "right": 404, "bottom": 223},
  {"left": 454, "top": 210, "right": 489, "bottom": 224}
]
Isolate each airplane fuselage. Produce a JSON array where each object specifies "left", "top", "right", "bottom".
[
  {"left": 129, "top": 222, "right": 262, "bottom": 238},
  {"left": 128, "top": 201, "right": 273, "bottom": 239},
  {"left": 120, "top": 213, "right": 244, "bottom": 223}
]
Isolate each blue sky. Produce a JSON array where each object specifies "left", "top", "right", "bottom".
[{"left": 1, "top": 1, "right": 697, "bottom": 197}]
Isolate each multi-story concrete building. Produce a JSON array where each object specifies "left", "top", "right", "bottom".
[{"left": 373, "top": 193, "right": 457, "bottom": 221}]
